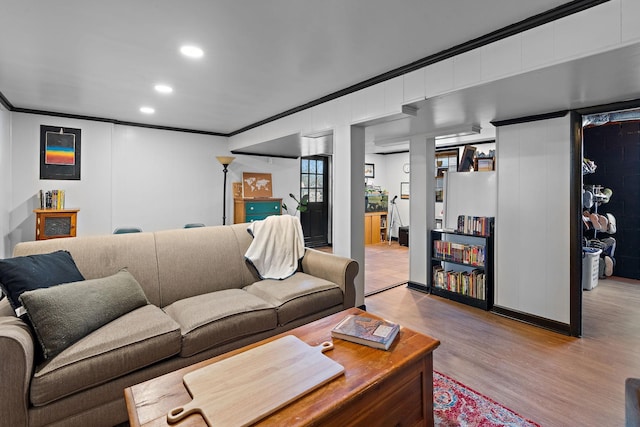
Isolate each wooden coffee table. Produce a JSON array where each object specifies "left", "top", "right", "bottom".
[{"left": 124, "top": 307, "right": 440, "bottom": 426}]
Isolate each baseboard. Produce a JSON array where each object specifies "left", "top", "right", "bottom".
[
  {"left": 491, "top": 305, "right": 572, "bottom": 336},
  {"left": 365, "top": 281, "right": 407, "bottom": 297},
  {"left": 407, "top": 281, "right": 429, "bottom": 293}
]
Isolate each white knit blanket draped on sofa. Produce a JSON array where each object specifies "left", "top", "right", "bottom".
[{"left": 245, "top": 215, "right": 305, "bottom": 280}]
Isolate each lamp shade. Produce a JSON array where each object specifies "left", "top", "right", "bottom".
[{"left": 216, "top": 156, "right": 235, "bottom": 166}]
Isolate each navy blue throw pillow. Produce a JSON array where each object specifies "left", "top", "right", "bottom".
[{"left": 0, "top": 250, "right": 85, "bottom": 316}]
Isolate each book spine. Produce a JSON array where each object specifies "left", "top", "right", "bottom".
[
  {"left": 41, "top": 189, "right": 66, "bottom": 210},
  {"left": 452, "top": 215, "right": 495, "bottom": 236}
]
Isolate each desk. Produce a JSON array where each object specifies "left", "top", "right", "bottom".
[{"left": 125, "top": 308, "right": 440, "bottom": 426}]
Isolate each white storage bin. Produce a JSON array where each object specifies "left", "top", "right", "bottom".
[{"left": 582, "top": 247, "right": 602, "bottom": 290}]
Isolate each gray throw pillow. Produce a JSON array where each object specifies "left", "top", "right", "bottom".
[{"left": 19, "top": 269, "right": 149, "bottom": 360}]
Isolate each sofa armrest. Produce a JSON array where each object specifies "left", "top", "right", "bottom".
[
  {"left": 0, "top": 316, "right": 35, "bottom": 427},
  {"left": 626, "top": 377, "right": 640, "bottom": 427},
  {"left": 301, "top": 249, "right": 358, "bottom": 309}
]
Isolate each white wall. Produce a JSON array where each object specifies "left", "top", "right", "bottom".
[
  {"left": 410, "top": 136, "right": 433, "bottom": 287},
  {"left": 229, "top": 155, "right": 300, "bottom": 220},
  {"left": 496, "top": 116, "right": 571, "bottom": 324},
  {"left": 10, "top": 113, "right": 113, "bottom": 247},
  {"left": 345, "top": 126, "right": 366, "bottom": 306},
  {"left": 434, "top": 141, "right": 495, "bottom": 223},
  {"left": 0, "top": 106, "right": 11, "bottom": 258},
  {"left": 443, "top": 171, "right": 497, "bottom": 230},
  {"left": 364, "top": 153, "right": 387, "bottom": 189},
  {"left": 365, "top": 152, "right": 411, "bottom": 238},
  {"left": 111, "top": 126, "right": 298, "bottom": 231},
  {"left": 111, "top": 126, "right": 225, "bottom": 231},
  {"left": 6, "top": 113, "right": 298, "bottom": 255},
  {"left": 382, "top": 152, "right": 411, "bottom": 237},
  {"left": 365, "top": 153, "right": 387, "bottom": 197}
]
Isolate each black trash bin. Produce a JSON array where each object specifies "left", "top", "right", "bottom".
[{"left": 398, "top": 226, "right": 409, "bottom": 247}]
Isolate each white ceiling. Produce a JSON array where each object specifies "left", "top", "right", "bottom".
[
  {"left": 366, "top": 41, "right": 640, "bottom": 152},
  {"left": 1, "top": 0, "right": 577, "bottom": 136},
  {"left": 245, "top": 38, "right": 640, "bottom": 157}
]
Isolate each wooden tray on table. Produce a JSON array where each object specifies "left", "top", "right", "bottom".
[{"left": 166, "top": 335, "right": 344, "bottom": 426}]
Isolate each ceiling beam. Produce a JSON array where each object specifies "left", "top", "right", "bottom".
[{"left": 228, "top": 0, "right": 609, "bottom": 137}]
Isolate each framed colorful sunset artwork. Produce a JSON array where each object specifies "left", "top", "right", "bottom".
[{"left": 40, "top": 125, "right": 81, "bottom": 180}]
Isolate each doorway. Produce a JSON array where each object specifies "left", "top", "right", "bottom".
[
  {"left": 582, "top": 115, "right": 640, "bottom": 280},
  {"left": 363, "top": 153, "right": 411, "bottom": 296},
  {"left": 299, "top": 156, "right": 330, "bottom": 247}
]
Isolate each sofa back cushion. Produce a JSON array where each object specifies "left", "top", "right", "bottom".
[
  {"left": 13, "top": 232, "right": 162, "bottom": 306},
  {"left": 20, "top": 269, "right": 149, "bottom": 360},
  {"left": 155, "top": 225, "right": 259, "bottom": 307}
]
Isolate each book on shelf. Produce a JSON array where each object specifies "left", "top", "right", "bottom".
[
  {"left": 39, "top": 189, "right": 66, "bottom": 210},
  {"left": 433, "top": 240, "right": 485, "bottom": 266},
  {"left": 331, "top": 314, "right": 400, "bottom": 351},
  {"left": 456, "top": 215, "right": 494, "bottom": 236},
  {"left": 432, "top": 265, "right": 485, "bottom": 300}
]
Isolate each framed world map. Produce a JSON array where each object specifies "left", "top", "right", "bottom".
[{"left": 242, "top": 172, "right": 273, "bottom": 198}]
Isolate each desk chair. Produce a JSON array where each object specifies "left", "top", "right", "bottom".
[{"left": 113, "top": 227, "right": 142, "bottom": 234}]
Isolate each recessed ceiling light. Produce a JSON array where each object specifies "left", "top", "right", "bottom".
[
  {"left": 180, "top": 45, "right": 204, "bottom": 58},
  {"left": 154, "top": 84, "right": 173, "bottom": 94},
  {"left": 140, "top": 106, "right": 155, "bottom": 114}
]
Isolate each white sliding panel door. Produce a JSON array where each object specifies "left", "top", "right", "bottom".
[{"left": 495, "top": 115, "right": 571, "bottom": 324}]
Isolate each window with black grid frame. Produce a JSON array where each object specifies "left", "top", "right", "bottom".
[
  {"left": 300, "top": 156, "right": 329, "bottom": 247},
  {"left": 301, "top": 158, "right": 324, "bottom": 204}
]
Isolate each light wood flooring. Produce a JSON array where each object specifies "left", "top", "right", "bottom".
[
  {"left": 363, "top": 241, "right": 409, "bottom": 295},
  {"left": 359, "top": 243, "right": 640, "bottom": 426},
  {"left": 318, "top": 241, "right": 410, "bottom": 296}
]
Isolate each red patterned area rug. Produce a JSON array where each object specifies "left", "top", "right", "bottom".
[{"left": 434, "top": 371, "right": 541, "bottom": 427}]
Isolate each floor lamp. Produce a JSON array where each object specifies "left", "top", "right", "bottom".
[{"left": 216, "top": 156, "right": 235, "bottom": 225}]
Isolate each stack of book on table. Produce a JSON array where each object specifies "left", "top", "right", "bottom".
[{"left": 331, "top": 314, "right": 400, "bottom": 350}]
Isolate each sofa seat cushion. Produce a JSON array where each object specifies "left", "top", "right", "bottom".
[
  {"left": 163, "top": 289, "right": 277, "bottom": 357},
  {"left": 30, "top": 304, "right": 181, "bottom": 406},
  {"left": 243, "top": 272, "right": 343, "bottom": 326}
]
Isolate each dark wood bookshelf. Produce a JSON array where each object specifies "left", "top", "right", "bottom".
[{"left": 428, "top": 229, "right": 494, "bottom": 311}]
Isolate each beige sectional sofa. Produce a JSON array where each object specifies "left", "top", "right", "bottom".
[{"left": 0, "top": 224, "right": 358, "bottom": 427}]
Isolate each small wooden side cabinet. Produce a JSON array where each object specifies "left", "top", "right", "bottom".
[
  {"left": 34, "top": 209, "right": 79, "bottom": 240},
  {"left": 364, "top": 212, "right": 388, "bottom": 244},
  {"left": 234, "top": 198, "right": 282, "bottom": 224}
]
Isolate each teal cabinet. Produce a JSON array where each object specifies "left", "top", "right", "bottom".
[{"left": 234, "top": 198, "right": 282, "bottom": 223}]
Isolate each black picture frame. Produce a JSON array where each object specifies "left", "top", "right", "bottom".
[
  {"left": 40, "top": 125, "right": 81, "bottom": 180},
  {"left": 458, "top": 145, "right": 477, "bottom": 172},
  {"left": 364, "top": 163, "right": 375, "bottom": 178}
]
